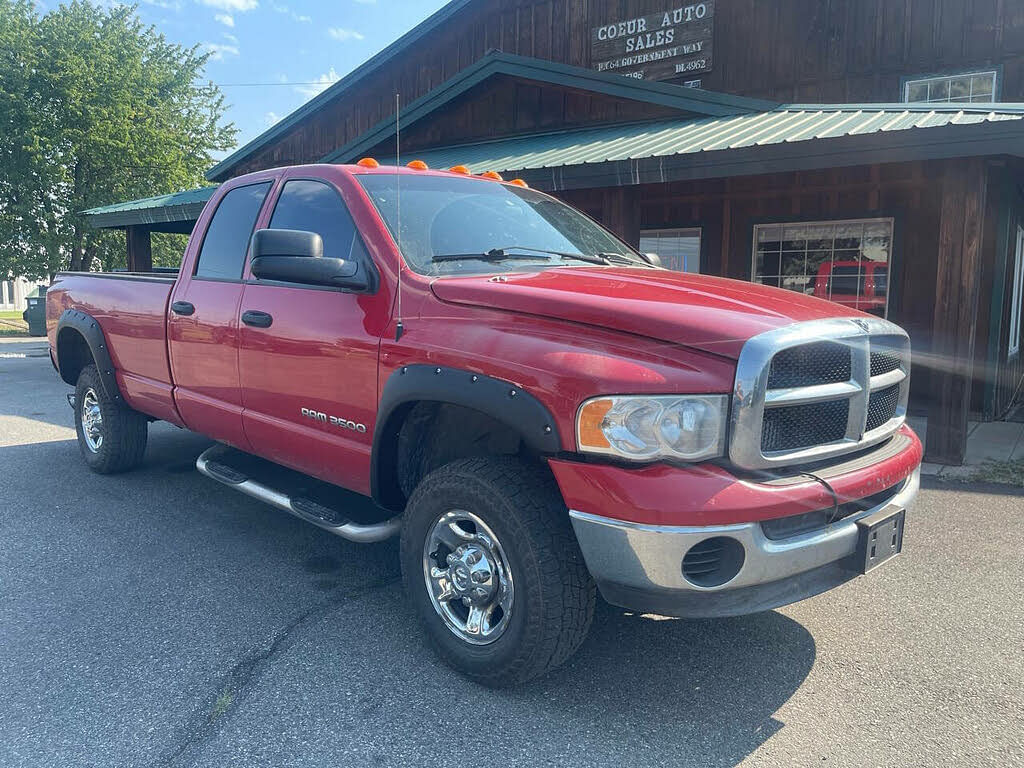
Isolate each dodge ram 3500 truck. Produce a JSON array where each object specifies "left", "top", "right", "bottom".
[{"left": 47, "top": 162, "right": 922, "bottom": 686}]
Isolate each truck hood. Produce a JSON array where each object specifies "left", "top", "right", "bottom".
[{"left": 430, "top": 267, "right": 862, "bottom": 359}]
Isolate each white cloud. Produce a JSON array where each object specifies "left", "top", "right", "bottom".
[
  {"left": 296, "top": 67, "right": 341, "bottom": 98},
  {"left": 214, "top": 12, "right": 234, "bottom": 25},
  {"left": 328, "top": 27, "right": 364, "bottom": 41},
  {"left": 264, "top": 111, "right": 282, "bottom": 126},
  {"left": 223, "top": 32, "right": 239, "bottom": 43},
  {"left": 199, "top": 0, "right": 257, "bottom": 12},
  {"left": 293, "top": 13, "right": 310, "bottom": 22},
  {"left": 141, "top": 0, "right": 183, "bottom": 9},
  {"left": 272, "top": 4, "right": 311, "bottom": 22},
  {"left": 204, "top": 42, "right": 240, "bottom": 60}
]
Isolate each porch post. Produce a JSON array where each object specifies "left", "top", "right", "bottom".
[
  {"left": 925, "top": 158, "right": 988, "bottom": 464},
  {"left": 126, "top": 225, "right": 152, "bottom": 273}
]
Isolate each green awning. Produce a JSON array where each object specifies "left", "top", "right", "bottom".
[
  {"left": 378, "top": 104, "right": 1024, "bottom": 189},
  {"left": 81, "top": 186, "right": 218, "bottom": 229}
]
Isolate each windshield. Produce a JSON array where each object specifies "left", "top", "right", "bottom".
[{"left": 356, "top": 173, "right": 644, "bottom": 276}]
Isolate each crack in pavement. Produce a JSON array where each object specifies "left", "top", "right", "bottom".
[{"left": 152, "top": 576, "right": 400, "bottom": 768}]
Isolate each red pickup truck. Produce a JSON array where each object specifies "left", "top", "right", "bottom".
[{"left": 47, "top": 162, "right": 922, "bottom": 685}]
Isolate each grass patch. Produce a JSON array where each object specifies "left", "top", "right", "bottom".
[
  {"left": 964, "top": 458, "right": 1024, "bottom": 486},
  {"left": 0, "top": 310, "right": 25, "bottom": 321},
  {"left": 0, "top": 312, "right": 29, "bottom": 337},
  {"left": 210, "top": 689, "right": 234, "bottom": 721}
]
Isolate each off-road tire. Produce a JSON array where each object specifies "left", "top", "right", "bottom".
[
  {"left": 74, "top": 364, "right": 148, "bottom": 474},
  {"left": 401, "top": 456, "right": 596, "bottom": 686}
]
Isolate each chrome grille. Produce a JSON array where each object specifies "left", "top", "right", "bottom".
[{"left": 730, "top": 317, "right": 911, "bottom": 470}]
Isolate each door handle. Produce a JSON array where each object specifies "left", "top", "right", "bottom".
[
  {"left": 171, "top": 301, "right": 195, "bottom": 316},
  {"left": 241, "top": 310, "right": 273, "bottom": 328}
]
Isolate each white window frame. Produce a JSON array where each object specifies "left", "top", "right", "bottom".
[
  {"left": 903, "top": 70, "right": 998, "bottom": 104},
  {"left": 639, "top": 227, "right": 702, "bottom": 273},
  {"left": 751, "top": 217, "right": 894, "bottom": 318},
  {"left": 1008, "top": 226, "right": 1024, "bottom": 357}
]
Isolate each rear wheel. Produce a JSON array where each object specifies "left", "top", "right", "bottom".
[
  {"left": 74, "top": 364, "right": 148, "bottom": 474},
  {"left": 400, "top": 456, "right": 596, "bottom": 686}
]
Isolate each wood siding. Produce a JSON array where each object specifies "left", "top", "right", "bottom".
[{"left": 220, "top": 0, "right": 1024, "bottom": 180}]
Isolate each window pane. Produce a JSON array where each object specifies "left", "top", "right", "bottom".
[
  {"left": 971, "top": 73, "right": 995, "bottom": 97},
  {"left": 639, "top": 228, "right": 701, "bottom": 273},
  {"left": 906, "top": 82, "right": 928, "bottom": 102},
  {"left": 949, "top": 76, "right": 971, "bottom": 100},
  {"left": 195, "top": 182, "right": 271, "bottom": 280},
  {"left": 269, "top": 180, "right": 358, "bottom": 262},
  {"left": 752, "top": 218, "right": 893, "bottom": 317},
  {"left": 927, "top": 79, "right": 951, "bottom": 101}
]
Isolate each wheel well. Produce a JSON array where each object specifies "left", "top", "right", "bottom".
[
  {"left": 376, "top": 401, "right": 538, "bottom": 510},
  {"left": 55, "top": 327, "right": 93, "bottom": 386}
]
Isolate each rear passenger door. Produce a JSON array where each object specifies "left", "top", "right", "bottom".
[
  {"left": 169, "top": 181, "right": 272, "bottom": 450},
  {"left": 236, "top": 175, "right": 386, "bottom": 495}
]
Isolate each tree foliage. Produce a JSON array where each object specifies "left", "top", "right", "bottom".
[{"left": 0, "top": 0, "right": 236, "bottom": 279}]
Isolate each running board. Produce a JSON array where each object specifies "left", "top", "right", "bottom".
[{"left": 196, "top": 445, "right": 400, "bottom": 543}]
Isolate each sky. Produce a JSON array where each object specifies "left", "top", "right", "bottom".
[{"left": 100, "top": 0, "right": 453, "bottom": 159}]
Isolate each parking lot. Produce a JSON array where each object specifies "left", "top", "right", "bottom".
[{"left": 1, "top": 335, "right": 1021, "bottom": 767}]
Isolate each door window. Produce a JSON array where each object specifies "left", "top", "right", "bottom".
[
  {"left": 752, "top": 218, "right": 894, "bottom": 317},
  {"left": 194, "top": 182, "right": 271, "bottom": 280},
  {"left": 639, "top": 228, "right": 701, "bottom": 273},
  {"left": 1009, "top": 226, "right": 1024, "bottom": 357},
  {"left": 268, "top": 179, "right": 362, "bottom": 262}
]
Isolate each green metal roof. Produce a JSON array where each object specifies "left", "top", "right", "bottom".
[
  {"left": 81, "top": 186, "right": 218, "bottom": 229},
  {"left": 377, "top": 104, "right": 1024, "bottom": 190}
]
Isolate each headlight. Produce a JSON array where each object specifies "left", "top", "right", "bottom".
[{"left": 576, "top": 394, "right": 729, "bottom": 462}]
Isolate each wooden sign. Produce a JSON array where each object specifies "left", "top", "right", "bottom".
[{"left": 591, "top": 1, "right": 715, "bottom": 82}]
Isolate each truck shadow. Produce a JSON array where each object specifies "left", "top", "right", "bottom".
[{"left": 513, "top": 602, "right": 814, "bottom": 765}]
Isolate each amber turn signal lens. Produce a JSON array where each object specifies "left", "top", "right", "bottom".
[
  {"left": 356, "top": 157, "right": 379, "bottom": 168},
  {"left": 407, "top": 160, "right": 428, "bottom": 170},
  {"left": 480, "top": 170, "right": 504, "bottom": 180},
  {"left": 509, "top": 178, "right": 528, "bottom": 187},
  {"left": 448, "top": 165, "right": 470, "bottom": 174},
  {"left": 577, "top": 398, "right": 613, "bottom": 449}
]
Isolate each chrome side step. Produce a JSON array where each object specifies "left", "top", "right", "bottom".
[{"left": 196, "top": 445, "right": 401, "bottom": 543}]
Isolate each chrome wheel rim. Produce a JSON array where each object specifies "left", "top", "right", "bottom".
[
  {"left": 422, "top": 510, "right": 514, "bottom": 645},
  {"left": 81, "top": 388, "right": 103, "bottom": 452}
]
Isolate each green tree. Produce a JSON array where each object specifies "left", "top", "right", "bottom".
[{"left": 0, "top": 0, "right": 235, "bottom": 280}]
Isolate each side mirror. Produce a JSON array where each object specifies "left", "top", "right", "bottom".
[
  {"left": 642, "top": 252, "right": 662, "bottom": 267},
  {"left": 250, "top": 229, "right": 369, "bottom": 291}
]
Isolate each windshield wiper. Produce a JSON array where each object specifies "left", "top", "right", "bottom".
[
  {"left": 488, "top": 246, "right": 611, "bottom": 265},
  {"left": 596, "top": 252, "right": 648, "bottom": 266},
  {"left": 431, "top": 248, "right": 555, "bottom": 264}
]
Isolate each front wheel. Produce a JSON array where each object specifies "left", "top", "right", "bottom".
[
  {"left": 400, "top": 456, "right": 596, "bottom": 686},
  {"left": 74, "top": 364, "right": 148, "bottom": 474}
]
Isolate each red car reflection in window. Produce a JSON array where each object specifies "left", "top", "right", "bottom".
[{"left": 813, "top": 261, "right": 888, "bottom": 317}]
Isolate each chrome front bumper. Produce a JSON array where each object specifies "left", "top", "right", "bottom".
[{"left": 569, "top": 468, "right": 920, "bottom": 617}]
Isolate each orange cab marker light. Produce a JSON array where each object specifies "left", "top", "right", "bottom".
[
  {"left": 356, "top": 157, "right": 379, "bottom": 168},
  {"left": 449, "top": 165, "right": 470, "bottom": 174},
  {"left": 480, "top": 170, "right": 504, "bottom": 181},
  {"left": 509, "top": 178, "right": 528, "bottom": 187},
  {"left": 407, "top": 160, "right": 428, "bottom": 170},
  {"left": 577, "top": 398, "right": 613, "bottom": 449}
]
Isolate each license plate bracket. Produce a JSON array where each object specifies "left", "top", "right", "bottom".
[{"left": 852, "top": 506, "right": 905, "bottom": 574}]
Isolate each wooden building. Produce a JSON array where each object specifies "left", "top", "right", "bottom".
[{"left": 83, "top": 0, "right": 1024, "bottom": 465}]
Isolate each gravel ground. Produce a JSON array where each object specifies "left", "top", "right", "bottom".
[{"left": 0, "top": 336, "right": 1021, "bottom": 767}]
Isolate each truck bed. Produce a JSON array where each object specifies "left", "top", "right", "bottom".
[{"left": 47, "top": 271, "right": 179, "bottom": 423}]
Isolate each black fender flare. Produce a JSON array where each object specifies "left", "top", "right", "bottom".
[
  {"left": 55, "top": 308, "right": 124, "bottom": 403},
  {"left": 370, "top": 365, "right": 562, "bottom": 509}
]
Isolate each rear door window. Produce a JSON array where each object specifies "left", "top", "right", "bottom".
[
  {"left": 267, "top": 179, "right": 363, "bottom": 262},
  {"left": 195, "top": 182, "right": 271, "bottom": 280}
]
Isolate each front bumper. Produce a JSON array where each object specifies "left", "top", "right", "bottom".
[{"left": 551, "top": 426, "right": 923, "bottom": 618}]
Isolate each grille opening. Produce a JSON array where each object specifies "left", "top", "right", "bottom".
[
  {"left": 866, "top": 384, "right": 901, "bottom": 432},
  {"left": 681, "top": 536, "right": 745, "bottom": 587},
  {"left": 767, "top": 341, "right": 852, "bottom": 389},
  {"left": 870, "top": 350, "right": 902, "bottom": 377},
  {"left": 760, "top": 480, "right": 907, "bottom": 540},
  {"left": 762, "top": 399, "right": 849, "bottom": 453}
]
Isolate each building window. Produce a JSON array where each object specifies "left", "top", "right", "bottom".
[
  {"left": 903, "top": 70, "right": 997, "bottom": 103},
  {"left": 639, "top": 228, "right": 701, "bottom": 273},
  {"left": 1009, "top": 226, "right": 1024, "bottom": 357},
  {"left": 752, "top": 218, "right": 894, "bottom": 318}
]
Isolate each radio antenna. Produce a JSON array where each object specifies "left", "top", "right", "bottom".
[{"left": 394, "top": 92, "right": 404, "bottom": 342}]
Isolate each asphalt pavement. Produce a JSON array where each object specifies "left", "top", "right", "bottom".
[{"left": 0, "top": 335, "right": 1021, "bottom": 767}]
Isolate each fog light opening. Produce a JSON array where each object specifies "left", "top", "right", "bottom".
[{"left": 682, "top": 536, "right": 745, "bottom": 588}]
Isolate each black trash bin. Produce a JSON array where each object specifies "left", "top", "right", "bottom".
[{"left": 22, "top": 286, "right": 48, "bottom": 336}]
